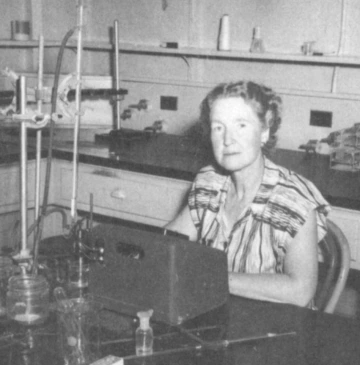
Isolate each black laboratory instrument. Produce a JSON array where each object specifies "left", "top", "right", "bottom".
[{"left": 89, "top": 223, "right": 229, "bottom": 325}]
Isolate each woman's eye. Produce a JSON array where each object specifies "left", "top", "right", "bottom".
[
  {"left": 237, "top": 122, "right": 247, "bottom": 128},
  {"left": 211, "top": 124, "right": 223, "bottom": 132}
]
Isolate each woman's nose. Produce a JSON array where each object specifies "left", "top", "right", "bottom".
[{"left": 223, "top": 128, "right": 233, "bottom": 145}]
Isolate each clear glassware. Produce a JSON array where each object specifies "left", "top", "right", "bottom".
[
  {"left": 135, "top": 309, "right": 154, "bottom": 356},
  {"left": 67, "top": 258, "right": 90, "bottom": 299},
  {"left": 68, "top": 259, "right": 90, "bottom": 290},
  {"left": 56, "top": 295, "right": 101, "bottom": 365},
  {"left": 0, "top": 256, "right": 13, "bottom": 316},
  {"left": 250, "top": 26, "right": 265, "bottom": 53},
  {"left": 6, "top": 274, "right": 50, "bottom": 325}
]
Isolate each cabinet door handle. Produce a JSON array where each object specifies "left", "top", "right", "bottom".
[{"left": 111, "top": 189, "right": 126, "bottom": 199}]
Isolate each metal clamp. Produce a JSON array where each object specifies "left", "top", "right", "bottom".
[{"left": 12, "top": 112, "right": 51, "bottom": 129}]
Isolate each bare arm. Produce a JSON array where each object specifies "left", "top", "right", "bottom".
[
  {"left": 228, "top": 209, "right": 319, "bottom": 307},
  {"left": 165, "top": 204, "right": 198, "bottom": 242}
]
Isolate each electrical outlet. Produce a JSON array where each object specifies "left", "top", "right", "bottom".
[
  {"left": 160, "top": 96, "right": 178, "bottom": 111},
  {"left": 310, "top": 110, "right": 332, "bottom": 127}
]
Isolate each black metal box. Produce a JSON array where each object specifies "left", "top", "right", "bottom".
[{"left": 89, "top": 223, "right": 229, "bottom": 324}]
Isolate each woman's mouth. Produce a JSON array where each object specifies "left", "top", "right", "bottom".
[{"left": 224, "top": 151, "right": 240, "bottom": 156}]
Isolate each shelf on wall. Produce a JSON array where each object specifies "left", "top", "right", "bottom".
[{"left": 1, "top": 39, "right": 360, "bottom": 67}]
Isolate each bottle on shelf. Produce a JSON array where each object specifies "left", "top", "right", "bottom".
[
  {"left": 218, "top": 14, "right": 231, "bottom": 51},
  {"left": 250, "top": 26, "right": 265, "bottom": 53}
]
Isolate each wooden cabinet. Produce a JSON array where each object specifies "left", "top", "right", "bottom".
[{"left": 55, "top": 160, "right": 191, "bottom": 227}]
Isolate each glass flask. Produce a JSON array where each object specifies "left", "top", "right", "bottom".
[
  {"left": 6, "top": 274, "right": 50, "bottom": 325},
  {"left": 56, "top": 295, "right": 101, "bottom": 365},
  {"left": 0, "top": 256, "right": 13, "bottom": 316}
]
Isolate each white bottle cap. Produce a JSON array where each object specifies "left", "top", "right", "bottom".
[{"left": 137, "top": 309, "right": 153, "bottom": 330}]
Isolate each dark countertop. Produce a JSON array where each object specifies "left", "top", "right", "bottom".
[
  {"left": 1, "top": 128, "right": 360, "bottom": 210},
  {"left": 1, "top": 272, "right": 360, "bottom": 365}
]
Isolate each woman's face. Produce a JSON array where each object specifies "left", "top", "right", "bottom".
[{"left": 210, "top": 97, "right": 268, "bottom": 173}]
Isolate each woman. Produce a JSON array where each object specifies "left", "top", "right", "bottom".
[{"left": 167, "top": 81, "right": 330, "bottom": 307}]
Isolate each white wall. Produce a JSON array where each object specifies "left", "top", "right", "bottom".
[{"left": 2, "top": 0, "right": 360, "bottom": 150}]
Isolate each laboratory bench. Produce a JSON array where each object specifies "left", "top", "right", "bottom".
[
  {"left": 1, "top": 130, "right": 360, "bottom": 360},
  {"left": 50, "top": 131, "right": 360, "bottom": 272},
  {"left": 52, "top": 132, "right": 360, "bottom": 211},
  {"left": 1, "top": 128, "right": 359, "bottom": 209},
  {"left": 1, "top": 129, "right": 360, "bottom": 269},
  {"left": 0, "top": 286, "right": 360, "bottom": 365}
]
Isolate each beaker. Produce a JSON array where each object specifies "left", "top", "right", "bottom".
[
  {"left": 0, "top": 256, "right": 13, "bottom": 316},
  {"left": 67, "top": 258, "right": 90, "bottom": 298},
  {"left": 6, "top": 274, "right": 50, "bottom": 325},
  {"left": 56, "top": 296, "right": 101, "bottom": 365}
]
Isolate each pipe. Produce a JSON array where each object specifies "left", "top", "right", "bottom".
[
  {"left": 115, "top": 331, "right": 297, "bottom": 361},
  {"left": 331, "top": 0, "right": 346, "bottom": 93},
  {"left": 32, "top": 27, "right": 76, "bottom": 274},
  {"left": 114, "top": 20, "right": 121, "bottom": 130}
]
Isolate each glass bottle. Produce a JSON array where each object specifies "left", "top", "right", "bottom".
[
  {"left": 67, "top": 230, "right": 90, "bottom": 298},
  {"left": 0, "top": 256, "right": 13, "bottom": 316},
  {"left": 250, "top": 26, "right": 265, "bottom": 53},
  {"left": 218, "top": 14, "right": 231, "bottom": 51},
  {"left": 135, "top": 309, "right": 154, "bottom": 356},
  {"left": 6, "top": 274, "right": 50, "bottom": 325}
]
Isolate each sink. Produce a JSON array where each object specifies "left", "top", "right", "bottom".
[{"left": 95, "top": 128, "right": 155, "bottom": 147}]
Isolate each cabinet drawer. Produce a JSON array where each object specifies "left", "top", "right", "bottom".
[
  {"left": 0, "top": 164, "right": 36, "bottom": 208},
  {"left": 60, "top": 166, "right": 190, "bottom": 222}
]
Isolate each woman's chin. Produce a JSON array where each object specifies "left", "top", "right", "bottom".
[
  {"left": 217, "top": 160, "right": 245, "bottom": 173},
  {"left": 216, "top": 156, "right": 260, "bottom": 173}
]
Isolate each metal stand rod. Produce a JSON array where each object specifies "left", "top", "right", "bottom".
[
  {"left": 35, "top": 35, "right": 44, "bottom": 223},
  {"left": 114, "top": 20, "right": 121, "bottom": 130},
  {"left": 71, "top": 0, "right": 84, "bottom": 222},
  {"left": 19, "top": 76, "right": 31, "bottom": 258}
]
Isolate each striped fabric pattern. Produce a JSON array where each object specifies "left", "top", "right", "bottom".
[{"left": 188, "top": 158, "right": 330, "bottom": 274}]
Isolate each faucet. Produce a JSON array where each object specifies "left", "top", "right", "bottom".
[
  {"left": 129, "top": 99, "right": 150, "bottom": 111},
  {"left": 120, "top": 108, "right": 132, "bottom": 120}
]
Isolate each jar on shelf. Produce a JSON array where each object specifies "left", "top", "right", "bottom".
[
  {"left": 6, "top": 274, "right": 50, "bottom": 325},
  {"left": 0, "top": 256, "right": 14, "bottom": 317}
]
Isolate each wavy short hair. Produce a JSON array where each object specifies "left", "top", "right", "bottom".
[{"left": 200, "top": 80, "right": 282, "bottom": 154}]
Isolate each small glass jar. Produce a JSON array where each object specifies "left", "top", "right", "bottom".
[
  {"left": 0, "top": 256, "right": 13, "bottom": 316},
  {"left": 68, "top": 258, "right": 90, "bottom": 290},
  {"left": 67, "top": 258, "right": 90, "bottom": 299},
  {"left": 6, "top": 274, "right": 50, "bottom": 325}
]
